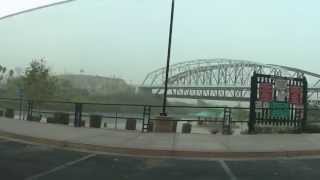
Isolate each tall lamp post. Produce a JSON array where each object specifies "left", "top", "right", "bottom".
[{"left": 161, "top": 0, "right": 175, "bottom": 116}]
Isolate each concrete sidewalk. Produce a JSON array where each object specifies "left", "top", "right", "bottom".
[{"left": 1, "top": 117, "right": 320, "bottom": 158}]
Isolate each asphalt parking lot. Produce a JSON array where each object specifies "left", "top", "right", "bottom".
[{"left": 1, "top": 137, "right": 320, "bottom": 180}]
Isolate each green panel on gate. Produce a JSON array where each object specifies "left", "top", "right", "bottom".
[{"left": 270, "top": 102, "right": 290, "bottom": 119}]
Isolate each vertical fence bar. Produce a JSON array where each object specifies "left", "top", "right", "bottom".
[
  {"left": 249, "top": 73, "right": 257, "bottom": 133},
  {"left": 302, "top": 76, "right": 308, "bottom": 131}
]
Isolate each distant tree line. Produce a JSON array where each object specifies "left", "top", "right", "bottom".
[{"left": 0, "top": 59, "right": 163, "bottom": 105}]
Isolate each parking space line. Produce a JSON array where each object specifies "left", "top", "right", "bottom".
[
  {"left": 25, "top": 154, "right": 96, "bottom": 180},
  {"left": 219, "top": 160, "right": 237, "bottom": 180}
]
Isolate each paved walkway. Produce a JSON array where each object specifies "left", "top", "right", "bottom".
[{"left": 1, "top": 117, "right": 320, "bottom": 158}]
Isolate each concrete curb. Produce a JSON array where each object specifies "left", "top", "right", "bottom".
[{"left": 1, "top": 130, "right": 320, "bottom": 159}]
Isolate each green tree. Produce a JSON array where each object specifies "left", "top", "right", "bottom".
[
  {"left": 0, "top": 65, "right": 14, "bottom": 89},
  {"left": 23, "top": 59, "right": 57, "bottom": 100},
  {"left": 0, "top": 65, "right": 5, "bottom": 84}
]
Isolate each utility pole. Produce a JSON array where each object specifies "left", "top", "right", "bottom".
[{"left": 161, "top": 0, "right": 175, "bottom": 116}]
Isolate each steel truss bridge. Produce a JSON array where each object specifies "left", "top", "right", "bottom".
[{"left": 140, "top": 59, "right": 320, "bottom": 105}]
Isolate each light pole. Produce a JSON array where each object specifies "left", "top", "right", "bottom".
[{"left": 161, "top": 0, "right": 175, "bottom": 116}]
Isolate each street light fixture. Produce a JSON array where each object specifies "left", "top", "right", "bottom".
[{"left": 161, "top": 0, "right": 175, "bottom": 116}]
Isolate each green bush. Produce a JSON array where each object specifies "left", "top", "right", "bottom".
[
  {"left": 90, "top": 115, "right": 102, "bottom": 128},
  {"left": 5, "top": 108, "right": 14, "bottom": 118}
]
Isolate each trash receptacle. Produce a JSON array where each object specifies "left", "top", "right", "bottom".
[
  {"left": 126, "top": 118, "right": 137, "bottom": 130},
  {"left": 5, "top": 108, "right": 14, "bottom": 118},
  {"left": 90, "top": 115, "right": 102, "bottom": 128},
  {"left": 182, "top": 123, "right": 192, "bottom": 134}
]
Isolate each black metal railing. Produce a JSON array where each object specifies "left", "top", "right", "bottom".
[{"left": 0, "top": 97, "right": 319, "bottom": 134}]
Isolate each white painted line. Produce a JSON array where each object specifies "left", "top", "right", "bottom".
[
  {"left": 219, "top": 160, "right": 237, "bottom": 180},
  {"left": 25, "top": 154, "right": 96, "bottom": 180}
]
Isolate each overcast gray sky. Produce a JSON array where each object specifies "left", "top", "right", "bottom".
[{"left": 0, "top": 0, "right": 320, "bottom": 84}]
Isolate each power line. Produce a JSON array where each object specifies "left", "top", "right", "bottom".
[{"left": 0, "top": 0, "right": 77, "bottom": 21}]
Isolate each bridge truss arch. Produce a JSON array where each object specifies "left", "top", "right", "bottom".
[{"left": 140, "top": 59, "right": 320, "bottom": 104}]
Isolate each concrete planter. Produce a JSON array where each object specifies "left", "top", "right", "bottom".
[
  {"left": 5, "top": 108, "right": 14, "bottom": 118},
  {"left": 81, "top": 120, "right": 86, "bottom": 127},
  {"left": 90, "top": 115, "right": 102, "bottom": 128},
  {"left": 126, "top": 118, "right": 137, "bottom": 130},
  {"left": 182, "top": 123, "right": 192, "bottom": 134},
  {"left": 152, "top": 116, "right": 177, "bottom": 133},
  {"left": 27, "top": 115, "right": 41, "bottom": 122},
  {"left": 47, "top": 113, "right": 69, "bottom": 125}
]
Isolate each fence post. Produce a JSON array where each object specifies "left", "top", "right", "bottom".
[
  {"left": 223, "top": 107, "right": 232, "bottom": 134},
  {"left": 302, "top": 76, "right": 308, "bottom": 131},
  {"left": 249, "top": 73, "right": 257, "bottom": 134},
  {"left": 74, "top": 103, "right": 82, "bottom": 127}
]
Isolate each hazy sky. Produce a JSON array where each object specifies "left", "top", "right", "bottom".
[{"left": 0, "top": 0, "right": 320, "bottom": 84}]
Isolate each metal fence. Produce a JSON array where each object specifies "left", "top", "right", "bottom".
[{"left": 0, "top": 97, "right": 319, "bottom": 135}]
